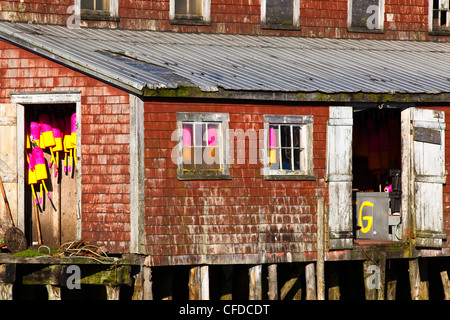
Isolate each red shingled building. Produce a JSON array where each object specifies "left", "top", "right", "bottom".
[{"left": 0, "top": 0, "right": 449, "bottom": 300}]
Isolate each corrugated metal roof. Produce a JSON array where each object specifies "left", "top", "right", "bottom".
[{"left": 1, "top": 21, "right": 450, "bottom": 95}]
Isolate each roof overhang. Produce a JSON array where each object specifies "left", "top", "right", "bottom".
[{"left": 1, "top": 21, "right": 450, "bottom": 103}]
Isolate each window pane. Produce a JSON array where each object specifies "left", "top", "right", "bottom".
[
  {"left": 293, "top": 148, "right": 301, "bottom": 170},
  {"left": 182, "top": 123, "right": 193, "bottom": 147},
  {"left": 281, "top": 148, "right": 292, "bottom": 170},
  {"left": 280, "top": 125, "right": 291, "bottom": 148},
  {"left": 175, "top": 0, "right": 187, "bottom": 14},
  {"left": 81, "top": 0, "right": 109, "bottom": 10},
  {"left": 176, "top": 0, "right": 202, "bottom": 15},
  {"left": 194, "top": 123, "right": 206, "bottom": 146},
  {"left": 207, "top": 124, "right": 218, "bottom": 146},
  {"left": 190, "top": 0, "right": 202, "bottom": 15},
  {"left": 81, "top": 0, "right": 94, "bottom": 10},
  {"left": 293, "top": 126, "right": 301, "bottom": 148},
  {"left": 266, "top": 0, "right": 294, "bottom": 26},
  {"left": 96, "top": 0, "right": 109, "bottom": 11}
]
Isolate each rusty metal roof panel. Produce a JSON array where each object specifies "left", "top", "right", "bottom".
[{"left": 1, "top": 21, "right": 450, "bottom": 94}]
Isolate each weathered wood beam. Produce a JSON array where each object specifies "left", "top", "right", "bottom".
[
  {"left": 188, "top": 266, "right": 209, "bottom": 300},
  {"left": 0, "top": 284, "right": 13, "bottom": 300},
  {"left": 267, "top": 264, "right": 278, "bottom": 300},
  {"left": 440, "top": 270, "right": 450, "bottom": 300},
  {"left": 386, "top": 261, "right": 397, "bottom": 300},
  {"left": 316, "top": 197, "right": 325, "bottom": 300},
  {"left": 132, "top": 266, "right": 153, "bottom": 300},
  {"left": 409, "top": 258, "right": 429, "bottom": 300},
  {"left": 46, "top": 285, "right": 61, "bottom": 300},
  {"left": 305, "top": 262, "right": 316, "bottom": 300},
  {"left": 106, "top": 285, "right": 120, "bottom": 300},
  {"left": 249, "top": 265, "right": 262, "bottom": 300},
  {"left": 280, "top": 264, "right": 303, "bottom": 300}
]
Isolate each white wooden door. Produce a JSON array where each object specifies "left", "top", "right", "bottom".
[
  {"left": 410, "top": 108, "right": 446, "bottom": 248},
  {"left": 0, "top": 105, "right": 18, "bottom": 228},
  {"left": 326, "top": 106, "right": 353, "bottom": 249}
]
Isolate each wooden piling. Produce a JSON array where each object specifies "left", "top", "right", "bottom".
[
  {"left": 440, "top": 270, "right": 450, "bottom": 300},
  {"left": 220, "top": 265, "right": 233, "bottom": 300},
  {"left": 316, "top": 197, "right": 325, "bottom": 300},
  {"left": 249, "top": 265, "right": 262, "bottom": 300},
  {"left": 386, "top": 261, "right": 398, "bottom": 300},
  {"left": 189, "top": 266, "right": 209, "bottom": 300},
  {"left": 106, "top": 285, "right": 120, "bottom": 300},
  {"left": 305, "top": 262, "right": 316, "bottom": 300},
  {"left": 46, "top": 285, "right": 61, "bottom": 300},
  {"left": 327, "top": 263, "right": 340, "bottom": 300},
  {"left": 267, "top": 264, "right": 278, "bottom": 300}
]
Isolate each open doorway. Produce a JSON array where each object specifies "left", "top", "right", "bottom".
[
  {"left": 352, "top": 107, "right": 402, "bottom": 241},
  {"left": 25, "top": 104, "right": 77, "bottom": 246}
]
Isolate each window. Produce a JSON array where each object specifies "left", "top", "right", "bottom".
[
  {"left": 348, "top": 0, "right": 384, "bottom": 33},
  {"left": 261, "top": 0, "right": 300, "bottom": 30},
  {"left": 431, "top": 0, "right": 450, "bottom": 32},
  {"left": 78, "top": 0, "right": 118, "bottom": 21},
  {"left": 170, "top": 0, "right": 211, "bottom": 25},
  {"left": 177, "top": 112, "right": 230, "bottom": 180},
  {"left": 264, "top": 115, "right": 314, "bottom": 180}
]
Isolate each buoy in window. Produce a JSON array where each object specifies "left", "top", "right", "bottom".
[
  {"left": 269, "top": 126, "right": 277, "bottom": 164},
  {"left": 182, "top": 124, "right": 192, "bottom": 164}
]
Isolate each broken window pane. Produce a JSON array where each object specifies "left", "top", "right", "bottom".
[{"left": 266, "top": 0, "right": 294, "bottom": 26}]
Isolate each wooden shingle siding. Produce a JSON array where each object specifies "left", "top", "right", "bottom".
[
  {"left": 0, "top": 41, "right": 131, "bottom": 253},
  {"left": 143, "top": 101, "right": 329, "bottom": 266}
]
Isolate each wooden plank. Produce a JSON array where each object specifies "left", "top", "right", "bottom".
[
  {"left": 189, "top": 266, "right": 209, "bottom": 300},
  {"left": 414, "top": 127, "right": 441, "bottom": 145},
  {"left": 46, "top": 284, "right": 61, "bottom": 300},
  {"left": 409, "top": 259, "right": 421, "bottom": 300},
  {"left": 267, "top": 264, "right": 278, "bottom": 300},
  {"left": 248, "top": 265, "right": 262, "bottom": 300},
  {"left": 327, "top": 106, "right": 353, "bottom": 250},
  {"left": 0, "top": 284, "right": 13, "bottom": 300},
  {"left": 305, "top": 262, "right": 316, "bottom": 300},
  {"left": 280, "top": 264, "right": 303, "bottom": 300},
  {"left": 106, "top": 285, "right": 120, "bottom": 300},
  {"left": 0, "top": 105, "right": 18, "bottom": 231},
  {"left": 316, "top": 197, "right": 325, "bottom": 300},
  {"left": 440, "top": 270, "right": 450, "bottom": 300}
]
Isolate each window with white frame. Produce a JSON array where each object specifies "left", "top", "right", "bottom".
[
  {"left": 177, "top": 112, "right": 230, "bottom": 180},
  {"left": 261, "top": 0, "right": 300, "bottom": 30},
  {"left": 348, "top": 0, "right": 384, "bottom": 32},
  {"left": 264, "top": 115, "right": 314, "bottom": 180},
  {"left": 170, "top": 0, "right": 211, "bottom": 25},
  {"left": 431, "top": 0, "right": 450, "bottom": 31},
  {"left": 79, "top": 0, "right": 118, "bottom": 20}
]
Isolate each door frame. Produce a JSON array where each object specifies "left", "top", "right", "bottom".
[{"left": 11, "top": 91, "right": 82, "bottom": 239}]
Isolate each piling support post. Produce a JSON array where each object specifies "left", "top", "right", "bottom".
[
  {"left": 249, "top": 265, "right": 262, "bottom": 300},
  {"left": 267, "top": 264, "right": 278, "bottom": 300}
]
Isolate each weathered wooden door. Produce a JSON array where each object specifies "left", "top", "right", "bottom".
[
  {"left": 326, "top": 106, "right": 353, "bottom": 249},
  {"left": 0, "top": 105, "right": 18, "bottom": 229},
  {"left": 408, "top": 108, "right": 446, "bottom": 248}
]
